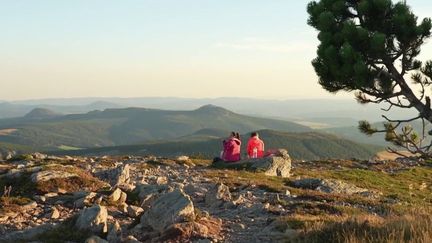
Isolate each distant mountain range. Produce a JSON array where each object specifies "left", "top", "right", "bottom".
[
  {"left": 0, "top": 101, "right": 416, "bottom": 159},
  {"left": 0, "top": 104, "right": 385, "bottom": 160},
  {"left": 0, "top": 101, "right": 123, "bottom": 119},
  {"left": 53, "top": 129, "right": 381, "bottom": 160},
  {"left": 0, "top": 105, "right": 310, "bottom": 149},
  {"left": 0, "top": 97, "right": 421, "bottom": 151},
  {"left": 0, "top": 97, "right": 417, "bottom": 126}
]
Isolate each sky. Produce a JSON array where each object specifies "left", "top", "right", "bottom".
[{"left": 1, "top": 0, "right": 432, "bottom": 101}]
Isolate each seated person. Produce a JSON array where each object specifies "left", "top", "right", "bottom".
[
  {"left": 247, "top": 132, "right": 265, "bottom": 158},
  {"left": 219, "top": 132, "right": 242, "bottom": 162}
]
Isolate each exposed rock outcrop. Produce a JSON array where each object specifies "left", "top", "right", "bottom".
[
  {"left": 75, "top": 205, "right": 108, "bottom": 234},
  {"left": 139, "top": 189, "right": 195, "bottom": 232}
]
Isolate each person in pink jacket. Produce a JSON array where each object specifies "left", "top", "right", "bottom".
[
  {"left": 247, "top": 132, "right": 265, "bottom": 158},
  {"left": 222, "top": 132, "right": 242, "bottom": 162}
]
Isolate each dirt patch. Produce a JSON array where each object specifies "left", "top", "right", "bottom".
[
  {"left": 0, "top": 129, "right": 17, "bottom": 136},
  {"left": 374, "top": 150, "right": 418, "bottom": 160}
]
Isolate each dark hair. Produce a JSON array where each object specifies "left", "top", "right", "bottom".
[
  {"left": 230, "top": 131, "right": 236, "bottom": 137},
  {"left": 251, "top": 132, "right": 258, "bottom": 137},
  {"left": 235, "top": 132, "right": 240, "bottom": 140}
]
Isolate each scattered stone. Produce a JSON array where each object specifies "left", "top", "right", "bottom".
[
  {"left": 0, "top": 150, "right": 16, "bottom": 161},
  {"left": 268, "top": 193, "right": 282, "bottom": 205},
  {"left": 139, "top": 189, "right": 195, "bottom": 232},
  {"left": 115, "top": 203, "right": 126, "bottom": 214},
  {"left": 156, "top": 176, "right": 168, "bottom": 185},
  {"left": 107, "top": 220, "right": 122, "bottom": 243},
  {"left": 134, "top": 183, "right": 170, "bottom": 201},
  {"left": 74, "top": 192, "right": 98, "bottom": 208},
  {"left": 172, "top": 182, "right": 185, "bottom": 190},
  {"left": 117, "top": 192, "right": 127, "bottom": 204},
  {"left": 32, "top": 152, "right": 48, "bottom": 160},
  {"left": 205, "top": 183, "right": 232, "bottom": 208},
  {"left": 158, "top": 216, "right": 222, "bottom": 242},
  {"left": 176, "top": 156, "right": 190, "bottom": 162},
  {"left": 21, "top": 201, "right": 38, "bottom": 211},
  {"left": 75, "top": 205, "right": 108, "bottom": 234},
  {"left": 124, "top": 235, "right": 141, "bottom": 243},
  {"left": 0, "top": 224, "right": 55, "bottom": 242},
  {"left": 50, "top": 207, "right": 60, "bottom": 219},
  {"left": 108, "top": 188, "right": 125, "bottom": 203},
  {"left": 293, "top": 178, "right": 372, "bottom": 195},
  {"left": 72, "top": 190, "right": 90, "bottom": 198},
  {"left": 33, "top": 195, "right": 46, "bottom": 203},
  {"left": 231, "top": 223, "right": 246, "bottom": 231},
  {"left": 195, "top": 239, "right": 212, "bottom": 243},
  {"left": 85, "top": 235, "right": 108, "bottom": 243},
  {"left": 44, "top": 192, "right": 59, "bottom": 198},
  {"left": 127, "top": 205, "right": 144, "bottom": 218},
  {"left": 109, "top": 164, "right": 131, "bottom": 187},
  {"left": 56, "top": 188, "right": 68, "bottom": 194},
  {"left": 0, "top": 153, "right": 405, "bottom": 242}
]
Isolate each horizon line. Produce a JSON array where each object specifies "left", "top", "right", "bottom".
[{"left": 3, "top": 95, "right": 354, "bottom": 103}]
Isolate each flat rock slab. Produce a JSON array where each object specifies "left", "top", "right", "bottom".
[
  {"left": 292, "top": 178, "right": 370, "bottom": 195},
  {"left": 31, "top": 170, "right": 78, "bottom": 183},
  {"left": 213, "top": 149, "right": 292, "bottom": 177}
]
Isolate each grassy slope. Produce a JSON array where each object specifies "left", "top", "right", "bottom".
[{"left": 200, "top": 158, "right": 432, "bottom": 243}]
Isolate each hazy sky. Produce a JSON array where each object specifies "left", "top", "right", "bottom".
[{"left": 1, "top": 0, "right": 432, "bottom": 101}]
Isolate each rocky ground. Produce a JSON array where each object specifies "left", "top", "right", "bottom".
[{"left": 1, "top": 152, "right": 432, "bottom": 243}]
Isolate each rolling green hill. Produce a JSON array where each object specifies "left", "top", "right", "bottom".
[
  {"left": 176, "top": 128, "right": 231, "bottom": 142},
  {"left": 53, "top": 129, "right": 382, "bottom": 160},
  {"left": 0, "top": 105, "right": 311, "bottom": 149}
]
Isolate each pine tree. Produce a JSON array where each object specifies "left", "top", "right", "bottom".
[{"left": 307, "top": 0, "right": 432, "bottom": 157}]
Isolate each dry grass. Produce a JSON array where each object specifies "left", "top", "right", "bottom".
[
  {"left": 0, "top": 172, "right": 36, "bottom": 198},
  {"left": 205, "top": 160, "right": 432, "bottom": 243},
  {"left": 188, "top": 158, "right": 212, "bottom": 167},
  {"left": 287, "top": 210, "right": 432, "bottom": 243},
  {"left": 292, "top": 162, "right": 432, "bottom": 209},
  {"left": 0, "top": 165, "right": 107, "bottom": 197},
  {"left": 0, "top": 196, "right": 32, "bottom": 213},
  {"left": 203, "top": 169, "right": 289, "bottom": 193},
  {"left": 37, "top": 165, "right": 108, "bottom": 193}
]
